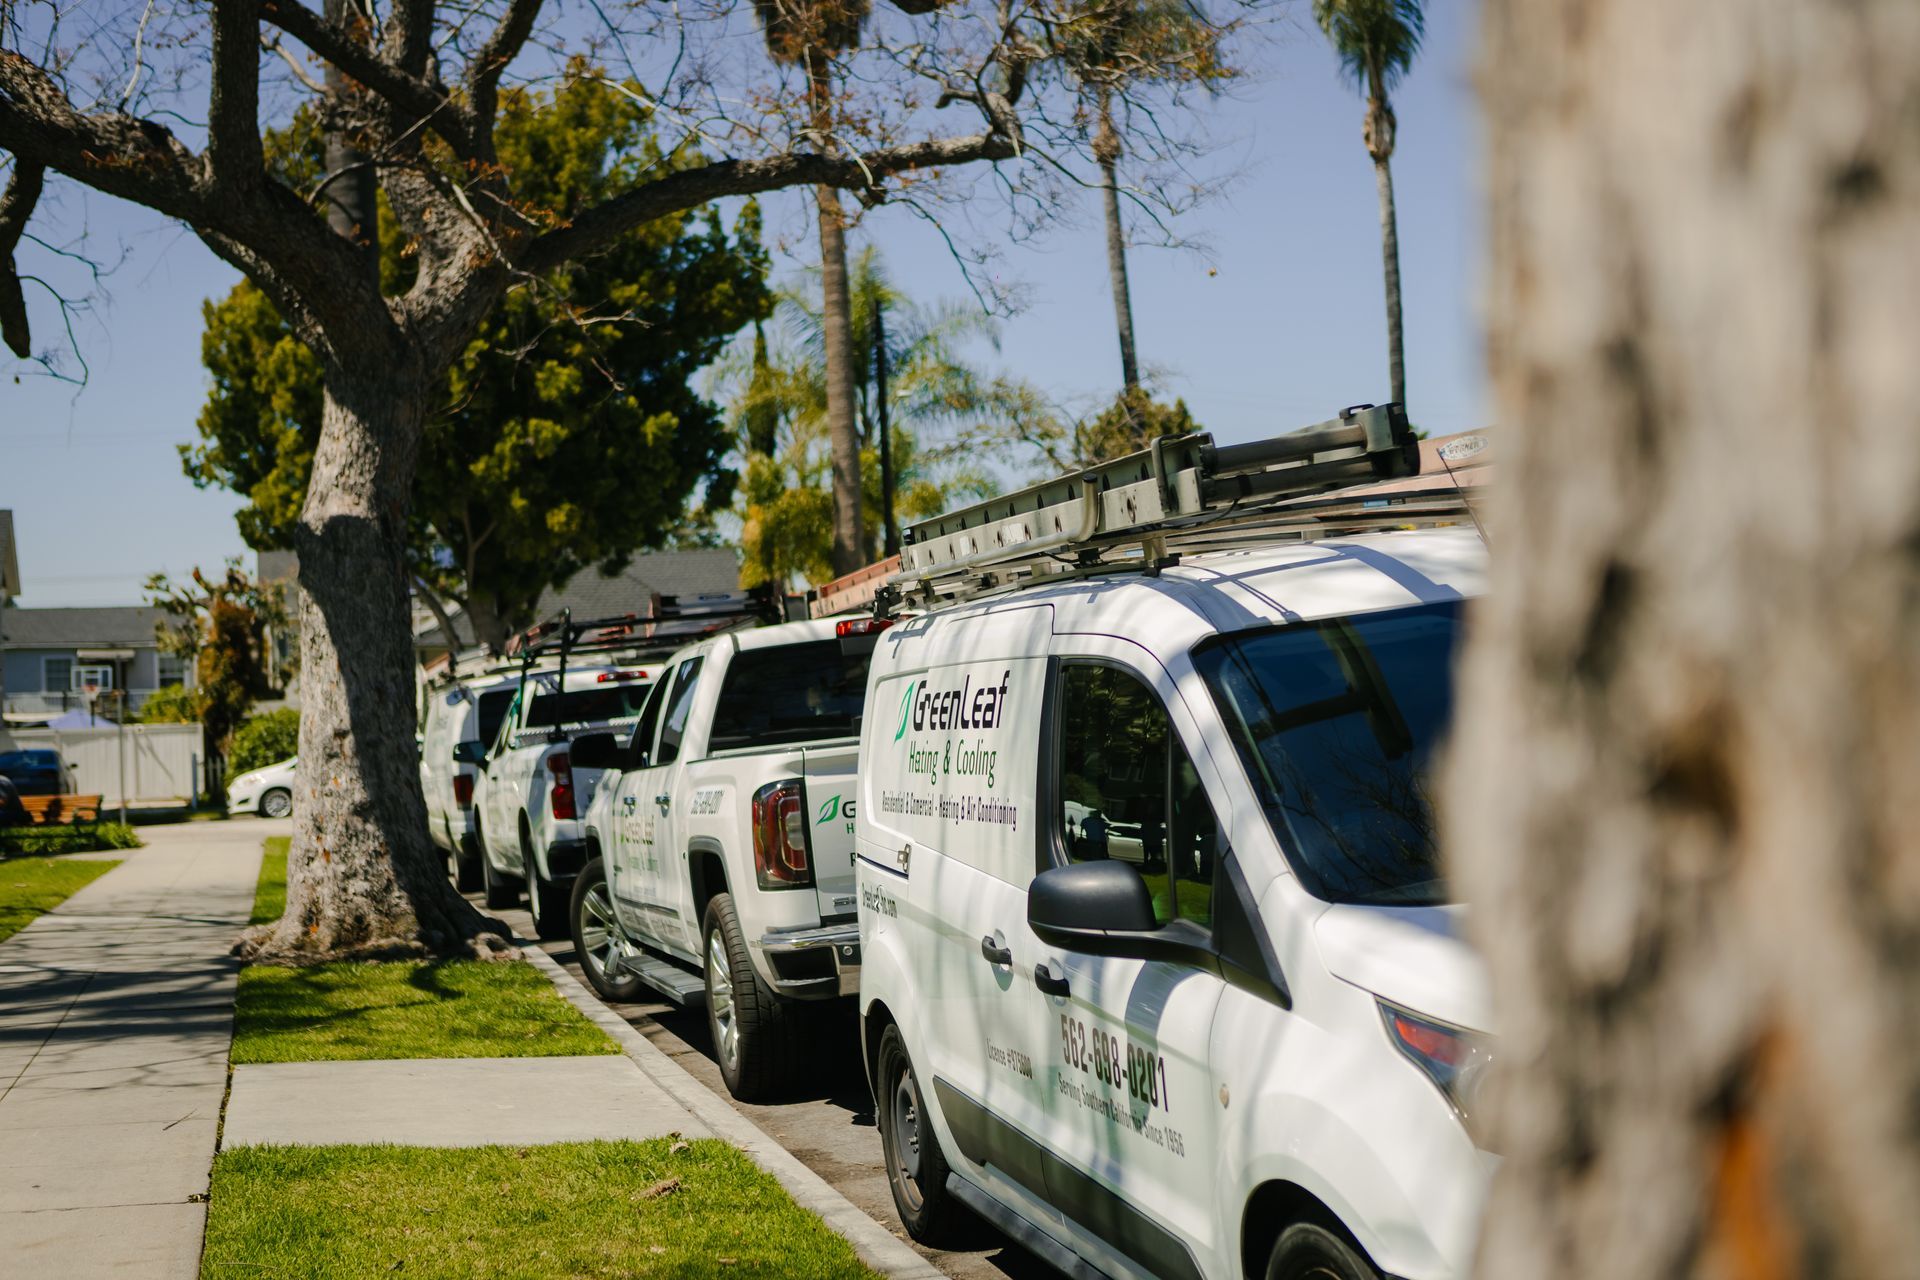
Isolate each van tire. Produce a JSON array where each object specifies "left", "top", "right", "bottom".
[
  {"left": 875, "top": 1023, "right": 972, "bottom": 1247},
  {"left": 522, "top": 825, "right": 569, "bottom": 940},
  {"left": 571, "top": 859, "right": 646, "bottom": 1002},
  {"left": 479, "top": 825, "right": 521, "bottom": 910},
  {"left": 1264, "top": 1223, "right": 1381, "bottom": 1280},
  {"left": 703, "top": 893, "right": 798, "bottom": 1102}
]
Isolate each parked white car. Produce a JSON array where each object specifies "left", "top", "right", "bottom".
[
  {"left": 856, "top": 410, "right": 1495, "bottom": 1280},
  {"left": 228, "top": 757, "right": 296, "bottom": 818},
  {"left": 419, "top": 669, "right": 521, "bottom": 891},
  {"left": 568, "top": 616, "right": 874, "bottom": 1100}
]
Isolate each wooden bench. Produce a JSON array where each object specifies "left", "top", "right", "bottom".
[{"left": 19, "top": 794, "right": 104, "bottom": 826}]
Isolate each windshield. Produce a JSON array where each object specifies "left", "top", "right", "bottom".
[
  {"left": 524, "top": 681, "right": 652, "bottom": 729},
  {"left": 1192, "top": 602, "right": 1462, "bottom": 907},
  {"left": 708, "top": 640, "right": 870, "bottom": 751}
]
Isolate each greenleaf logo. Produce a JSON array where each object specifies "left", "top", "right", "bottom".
[
  {"left": 893, "top": 679, "right": 918, "bottom": 742},
  {"left": 818, "top": 794, "right": 841, "bottom": 824}
]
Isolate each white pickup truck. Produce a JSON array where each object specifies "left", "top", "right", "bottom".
[{"left": 568, "top": 616, "right": 880, "bottom": 1100}]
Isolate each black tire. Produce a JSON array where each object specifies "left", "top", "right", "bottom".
[
  {"left": 702, "top": 893, "right": 799, "bottom": 1102},
  {"left": 479, "top": 822, "right": 522, "bottom": 909},
  {"left": 875, "top": 1022, "right": 973, "bottom": 1247},
  {"left": 451, "top": 829, "right": 483, "bottom": 893},
  {"left": 259, "top": 788, "right": 292, "bottom": 819},
  {"left": 523, "top": 826, "right": 570, "bottom": 941},
  {"left": 571, "top": 858, "right": 646, "bottom": 1002},
  {"left": 1264, "top": 1223, "right": 1382, "bottom": 1280}
]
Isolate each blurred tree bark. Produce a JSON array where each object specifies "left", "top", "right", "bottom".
[{"left": 1448, "top": 2, "right": 1920, "bottom": 1276}]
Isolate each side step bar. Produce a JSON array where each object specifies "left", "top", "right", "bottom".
[
  {"left": 607, "top": 946, "right": 707, "bottom": 1005},
  {"left": 946, "top": 1174, "right": 1112, "bottom": 1280}
]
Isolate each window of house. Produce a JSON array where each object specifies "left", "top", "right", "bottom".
[
  {"left": 42, "top": 657, "right": 73, "bottom": 694},
  {"left": 1053, "top": 663, "right": 1218, "bottom": 928},
  {"left": 157, "top": 653, "right": 188, "bottom": 687},
  {"left": 72, "top": 664, "right": 114, "bottom": 692}
]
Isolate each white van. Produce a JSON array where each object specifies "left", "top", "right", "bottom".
[
  {"left": 855, "top": 410, "right": 1494, "bottom": 1280},
  {"left": 419, "top": 669, "right": 521, "bottom": 888}
]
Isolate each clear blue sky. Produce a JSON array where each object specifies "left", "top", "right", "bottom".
[{"left": 0, "top": 3, "right": 1483, "bottom": 609}]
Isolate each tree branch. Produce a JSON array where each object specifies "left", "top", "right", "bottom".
[
  {"left": 0, "top": 159, "right": 45, "bottom": 357},
  {"left": 522, "top": 128, "right": 1018, "bottom": 273},
  {"left": 259, "top": 0, "right": 474, "bottom": 158},
  {"left": 466, "top": 0, "right": 542, "bottom": 139},
  {"left": 209, "top": 0, "right": 266, "bottom": 184}
]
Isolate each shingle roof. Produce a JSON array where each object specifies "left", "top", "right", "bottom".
[
  {"left": 533, "top": 548, "right": 742, "bottom": 621},
  {"left": 0, "top": 606, "right": 167, "bottom": 649},
  {"left": 0, "top": 511, "right": 18, "bottom": 598}
]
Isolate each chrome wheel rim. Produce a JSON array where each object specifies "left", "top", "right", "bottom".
[
  {"left": 889, "top": 1063, "right": 925, "bottom": 1211},
  {"left": 707, "top": 929, "right": 738, "bottom": 1072},
  {"left": 262, "top": 791, "right": 290, "bottom": 818},
  {"left": 580, "top": 883, "right": 619, "bottom": 981}
]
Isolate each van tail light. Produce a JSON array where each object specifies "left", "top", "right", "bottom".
[
  {"left": 752, "top": 779, "right": 814, "bottom": 890},
  {"left": 452, "top": 775, "right": 474, "bottom": 809},
  {"left": 549, "top": 752, "right": 576, "bottom": 821}
]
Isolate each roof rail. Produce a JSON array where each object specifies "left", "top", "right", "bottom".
[{"left": 884, "top": 403, "right": 1475, "bottom": 610}]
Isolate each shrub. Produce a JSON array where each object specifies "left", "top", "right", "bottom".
[
  {"left": 230, "top": 710, "right": 300, "bottom": 776},
  {"left": 0, "top": 822, "right": 142, "bottom": 856},
  {"left": 137, "top": 683, "right": 201, "bottom": 724}
]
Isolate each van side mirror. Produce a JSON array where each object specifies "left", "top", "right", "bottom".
[
  {"left": 1028, "top": 861, "right": 1217, "bottom": 967},
  {"left": 568, "top": 732, "right": 620, "bottom": 771},
  {"left": 451, "top": 739, "right": 488, "bottom": 766}
]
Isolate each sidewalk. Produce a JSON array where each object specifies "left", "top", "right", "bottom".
[{"left": 0, "top": 820, "right": 272, "bottom": 1278}]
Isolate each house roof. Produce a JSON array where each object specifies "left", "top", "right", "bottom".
[
  {"left": 415, "top": 549, "right": 743, "bottom": 641},
  {"left": 0, "top": 511, "right": 18, "bottom": 598},
  {"left": 0, "top": 606, "right": 167, "bottom": 649}
]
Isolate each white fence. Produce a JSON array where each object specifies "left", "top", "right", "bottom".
[{"left": 0, "top": 723, "right": 204, "bottom": 805}]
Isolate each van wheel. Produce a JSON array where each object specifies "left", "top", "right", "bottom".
[
  {"left": 1264, "top": 1223, "right": 1381, "bottom": 1280},
  {"left": 571, "top": 859, "right": 645, "bottom": 1002},
  {"left": 522, "top": 824, "right": 569, "bottom": 940},
  {"left": 703, "top": 893, "right": 797, "bottom": 1102},
  {"left": 479, "top": 824, "right": 521, "bottom": 910},
  {"left": 875, "top": 1023, "right": 972, "bottom": 1246}
]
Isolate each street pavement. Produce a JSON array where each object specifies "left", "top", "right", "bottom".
[{"left": 0, "top": 818, "right": 278, "bottom": 1279}]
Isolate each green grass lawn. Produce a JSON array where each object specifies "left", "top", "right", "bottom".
[
  {"left": 0, "top": 854, "right": 121, "bottom": 944},
  {"left": 201, "top": 1139, "right": 880, "bottom": 1280},
  {"left": 236, "top": 836, "right": 614, "bottom": 1062},
  {"left": 251, "top": 836, "right": 288, "bottom": 925}
]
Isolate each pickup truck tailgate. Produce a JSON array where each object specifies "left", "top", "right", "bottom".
[{"left": 801, "top": 741, "right": 860, "bottom": 919}]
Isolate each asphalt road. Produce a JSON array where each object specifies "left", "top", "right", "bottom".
[{"left": 465, "top": 886, "right": 1057, "bottom": 1280}]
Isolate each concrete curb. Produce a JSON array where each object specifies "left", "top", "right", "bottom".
[{"left": 520, "top": 945, "right": 946, "bottom": 1280}]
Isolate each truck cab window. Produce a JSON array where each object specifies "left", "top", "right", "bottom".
[
  {"left": 656, "top": 656, "right": 705, "bottom": 765},
  {"left": 1055, "top": 664, "right": 1216, "bottom": 928}
]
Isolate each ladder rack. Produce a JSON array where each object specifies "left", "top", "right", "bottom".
[{"left": 885, "top": 403, "right": 1476, "bottom": 610}]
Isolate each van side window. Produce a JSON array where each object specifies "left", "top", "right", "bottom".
[
  {"left": 1056, "top": 664, "right": 1217, "bottom": 928},
  {"left": 655, "top": 656, "right": 705, "bottom": 765}
]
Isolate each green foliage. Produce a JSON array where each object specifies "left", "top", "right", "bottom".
[
  {"left": 1075, "top": 387, "right": 1200, "bottom": 463},
  {"left": 202, "top": 1141, "right": 883, "bottom": 1280},
  {"left": 231, "top": 710, "right": 300, "bottom": 777},
  {"left": 146, "top": 562, "right": 289, "bottom": 761},
  {"left": 184, "top": 76, "right": 773, "bottom": 646},
  {"left": 716, "top": 247, "right": 1044, "bottom": 585},
  {"left": 1313, "top": 0, "right": 1425, "bottom": 96},
  {"left": 136, "top": 683, "right": 200, "bottom": 724},
  {"left": 232, "top": 959, "right": 618, "bottom": 1063},
  {"left": 0, "top": 851, "right": 124, "bottom": 941}
]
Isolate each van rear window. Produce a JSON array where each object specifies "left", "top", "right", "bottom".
[{"left": 708, "top": 641, "right": 869, "bottom": 751}]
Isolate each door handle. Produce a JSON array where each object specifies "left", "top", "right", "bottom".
[
  {"left": 980, "top": 936, "right": 1012, "bottom": 966},
  {"left": 1034, "top": 964, "right": 1070, "bottom": 998},
  {"left": 654, "top": 794, "right": 670, "bottom": 811}
]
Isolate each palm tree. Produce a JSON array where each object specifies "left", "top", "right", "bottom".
[
  {"left": 1315, "top": 0, "right": 1423, "bottom": 410},
  {"left": 753, "top": 0, "right": 872, "bottom": 576}
]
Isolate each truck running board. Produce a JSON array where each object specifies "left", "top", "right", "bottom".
[{"left": 607, "top": 946, "right": 707, "bottom": 1006}]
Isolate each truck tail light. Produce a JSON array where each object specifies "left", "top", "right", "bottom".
[
  {"left": 549, "top": 752, "right": 576, "bottom": 821},
  {"left": 752, "top": 779, "right": 814, "bottom": 890},
  {"left": 452, "top": 774, "right": 474, "bottom": 809},
  {"left": 834, "top": 616, "right": 894, "bottom": 638}
]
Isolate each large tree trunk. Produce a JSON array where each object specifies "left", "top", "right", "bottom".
[
  {"left": 1446, "top": 2, "right": 1920, "bottom": 1276},
  {"left": 815, "top": 182, "right": 863, "bottom": 577},
  {"left": 1094, "top": 88, "right": 1140, "bottom": 395},
  {"left": 1372, "top": 154, "right": 1405, "bottom": 410},
  {"left": 239, "top": 369, "right": 510, "bottom": 961}
]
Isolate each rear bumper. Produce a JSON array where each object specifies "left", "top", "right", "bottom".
[
  {"left": 756, "top": 921, "right": 860, "bottom": 998},
  {"left": 542, "top": 838, "right": 591, "bottom": 882}
]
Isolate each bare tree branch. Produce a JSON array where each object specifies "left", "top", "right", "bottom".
[
  {"left": 209, "top": 0, "right": 266, "bottom": 183},
  {"left": 466, "top": 0, "right": 542, "bottom": 139},
  {"left": 0, "top": 158, "right": 45, "bottom": 357},
  {"left": 259, "top": 0, "right": 474, "bottom": 157}
]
